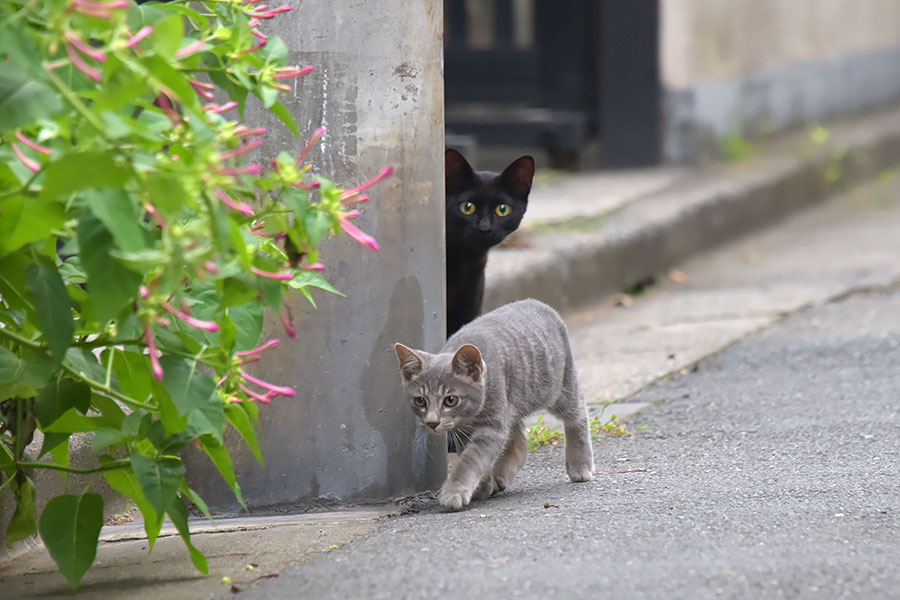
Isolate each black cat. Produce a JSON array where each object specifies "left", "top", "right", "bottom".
[{"left": 445, "top": 148, "right": 535, "bottom": 337}]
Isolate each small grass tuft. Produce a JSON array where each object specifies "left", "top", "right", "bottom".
[{"left": 526, "top": 415, "right": 564, "bottom": 451}]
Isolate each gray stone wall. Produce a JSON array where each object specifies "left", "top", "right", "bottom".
[{"left": 185, "top": 0, "right": 447, "bottom": 512}]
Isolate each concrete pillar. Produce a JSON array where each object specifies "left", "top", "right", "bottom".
[{"left": 187, "top": 1, "right": 446, "bottom": 511}]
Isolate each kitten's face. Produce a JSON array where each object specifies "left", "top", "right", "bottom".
[
  {"left": 394, "top": 343, "right": 486, "bottom": 434},
  {"left": 445, "top": 149, "right": 534, "bottom": 253}
]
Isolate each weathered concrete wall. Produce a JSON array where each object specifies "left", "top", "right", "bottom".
[
  {"left": 186, "top": 0, "right": 447, "bottom": 512},
  {"left": 661, "top": 0, "right": 900, "bottom": 161}
]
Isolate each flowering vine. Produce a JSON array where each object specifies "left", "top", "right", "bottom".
[{"left": 0, "top": 0, "right": 392, "bottom": 589}]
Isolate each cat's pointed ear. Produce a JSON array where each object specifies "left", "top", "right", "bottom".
[
  {"left": 445, "top": 148, "right": 476, "bottom": 195},
  {"left": 395, "top": 343, "right": 425, "bottom": 382},
  {"left": 499, "top": 155, "right": 535, "bottom": 199},
  {"left": 451, "top": 344, "right": 484, "bottom": 382}
]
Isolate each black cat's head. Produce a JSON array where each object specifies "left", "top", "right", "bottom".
[{"left": 445, "top": 149, "right": 534, "bottom": 254}]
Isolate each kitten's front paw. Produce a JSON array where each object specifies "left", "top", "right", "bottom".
[
  {"left": 568, "top": 469, "right": 593, "bottom": 483},
  {"left": 438, "top": 484, "right": 472, "bottom": 511}
]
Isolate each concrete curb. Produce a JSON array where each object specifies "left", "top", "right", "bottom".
[{"left": 484, "top": 106, "right": 900, "bottom": 314}]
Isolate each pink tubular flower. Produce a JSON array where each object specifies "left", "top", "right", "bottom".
[
  {"left": 242, "top": 372, "right": 296, "bottom": 397},
  {"left": 342, "top": 166, "right": 393, "bottom": 199},
  {"left": 144, "top": 324, "right": 164, "bottom": 381},
  {"left": 189, "top": 79, "right": 216, "bottom": 100},
  {"left": 161, "top": 300, "right": 220, "bottom": 332},
  {"left": 248, "top": 4, "right": 293, "bottom": 18},
  {"left": 339, "top": 216, "right": 380, "bottom": 251},
  {"left": 235, "top": 126, "right": 267, "bottom": 138},
  {"left": 11, "top": 143, "right": 40, "bottom": 172},
  {"left": 251, "top": 29, "right": 268, "bottom": 40},
  {"left": 65, "top": 43, "right": 102, "bottom": 81},
  {"left": 217, "top": 163, "right": 263, "bottom": 177},
  {"left": 65, "top": 32, "right": 107, "bottom": 62},
  {"left": 204, "top": 261, "right": 219, "bottom": 275},
  {"left": 155, "top": 93, "right": 182, "bottom": 125},
  {"left": 213, "top": 188, "right": 255, "bottom": 216},
  {"left": 301, "top": 262, "right": 326, "bottom": 271},
  {"left": 175, "top": 39, "right": 207, "bottom": 58},
  {"left": 342, "top": 193, "right": 369, "bottom": 206},
  {"left": 274, "top": 65, "right": 314, "bottom": 79},
  {"left": 220, "top": 137, "right": 263, "bottom": 161},
  {"left": 204, "top": 101, "right": 238, "bottom": 114},
  {"left": 248, "top": 17, "right": 261, "bottom": 26},
  {"left": 251, "top": 267, "right": 294, "bottom": 280},
  {"left": 125, "top": 26, "right": 153, "bottom": 48},
  {"left": 15, "top": 133, "right": 51, "bottom": 155},
  {"left": 236, "top": 339, "right": 280, "bottom": 357},
  {"left": 295, "top": 126, "right": 325, "bottom": 166},
  {"left": 144, "top": 202, "right": 166, "bottom": 229},
  {"left": 72, "top": 0, "right": 129, "bottom": 18},
  {"left": 279, "top": 308, "right": 296, "bottom": 339},
  {"left": 239, "top": 384, "right": 273, "bottom": 404},
  {"left": 294, "top": 180, "right": 320, "bottom": 190},
  {"left": 243, "top": 39, "right": 267, "bottom": 54}
]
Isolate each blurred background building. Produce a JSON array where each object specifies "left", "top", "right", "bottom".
[{"left": 444, "top": 0, "right": 900, "bottom": 170}]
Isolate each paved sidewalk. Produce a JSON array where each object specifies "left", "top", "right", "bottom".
[{"left": 487, "top": 105, "right": 900, "bottom": 314}]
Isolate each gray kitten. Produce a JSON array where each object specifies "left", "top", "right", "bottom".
[{"left": 394, "top": 299, "right": 593, "bottom": 511}]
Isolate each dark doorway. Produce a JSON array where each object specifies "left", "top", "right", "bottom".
[{"left": 444, "top": 0, "right": 660, "bottom": 169}]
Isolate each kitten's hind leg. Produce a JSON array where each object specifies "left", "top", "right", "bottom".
[
  {"left": 552, "top": 394, "right": 594, "bottom": 482},
  {"left": 492, "top": 423, "right": 527, "bottom": 491},
  {"left": 562, "top": 413, "right": 594, "bottom": 482},
  {"left": 471, "top": 475, "right": 497, "bottom": 501}
]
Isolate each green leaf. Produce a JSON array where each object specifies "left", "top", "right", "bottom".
[
  {"left": 159, "top": 357, "right": 224, "bottom": 440},
  {"left": 34, "top": 379, "right": 91, "bottom": 428},
  {"left": 6, "top": 477, "right": 37, "bottom": 546},
  {"left": 83, "top": 189, "right": 149, "bottom": 253},
  {"left": 112, "top": 350, "right": 153, "bottom": 403},
  {"left": 225, "top": 403, "right": 263, "bottom": 464},
  {"left": 167, "top": 494, "right": 208, "bottom": 574},
  {"left": 283, "top": 187, "right": 310, "bottom": 221},
  {"left": 65, "top": 347, "right": 107, "bottom": 385},
  {"left": 41, "top": 410, "right": 105, "bottom": 434},
  {"left": 0, "top": 344, "right": 24, "bottom": 385},
  {"left": 130, "top": 454, "right": 185, "bottom": 523},
  {"left": 38, "top": 493, "right": 104, "bottom": 590},
  {"left": 38, "top": 152, "right": 131, "bottom": 202},
  {"left": 0, "top": 195, "right": 66, "bottom": 256},
  {"left": 89, "top": 392, "right": 127, "bottom": 428},
  {"left": 270, "top": 101, "right": 299, "bottom": 137},
  {"left": 220, "top": 277, "right": 258, "bottom": 307},
  {"left": 0, "top": 64, "right": 61, "bottom": 131},
  {"left": 140, "top": 55, "right": 201, "bottom": 113},
  {"left": 26, "top": 262, "right": 74, "bottom": 361},
  {"left": 199, "top": 435, "right": 245, "bottom": 508},
  {"left": 181, "top": 484, "right": 212, "bottom": 520},
  {"left": 50, "top": 438, "right": 71, "bottom": 485},
  {"left": 102, "top": 461, "right": 163, "bottom": 550},
  {"left": 289, "top": 271, "right": 344, "bottom": 297},
  {"left": 227, "top": 304, "right": 264, "bottom": 351},
  {"left": 39, "top": 432, "right": 70, "bottom": 459},
  {"left": 77, "top": 212, "right": 141, "bottom": 323}
]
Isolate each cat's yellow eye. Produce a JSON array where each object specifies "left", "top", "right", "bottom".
[
  {"left": 459, "top": 201, "right": 476, "bottom": 215},
  {"left": 495, "top": 204, "right": 511, "bottom": 217},
  {"left": 412, "top": 396, "right": 427, "bottom": 408},
  {"left": 443, "top": 395, "right": 459, "bottom": 408}
]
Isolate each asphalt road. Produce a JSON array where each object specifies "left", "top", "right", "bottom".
[{"left": 243, "top": 286, "right": 900, "bottom": 600}]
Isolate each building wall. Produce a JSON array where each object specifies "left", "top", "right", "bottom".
[
  {"left": 660, "top": 0, "right": 900, "bottom": 161},
  {"left": 185, "top": 0, "right": 447, "bottom": 512}
]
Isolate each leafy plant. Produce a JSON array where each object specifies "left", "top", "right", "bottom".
[
  {"left": 526, "top": 415, "right": 564, "bottom": 452},
  {"left": 0, "top": 0, "right": 390, "bottom": 589}
]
